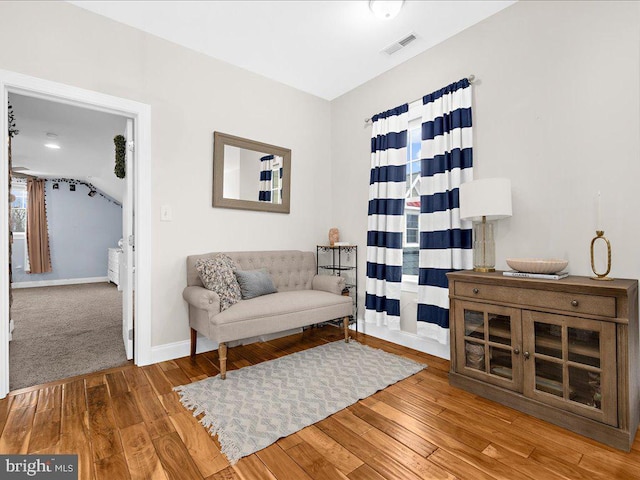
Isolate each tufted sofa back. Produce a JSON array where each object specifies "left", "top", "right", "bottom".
[{"left": 186, "top": 250, "right": 317, "bottom": 291}]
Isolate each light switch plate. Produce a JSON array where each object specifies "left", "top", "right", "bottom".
[{"left": 160, "top": 205, "right": 172, "bottom": 222}]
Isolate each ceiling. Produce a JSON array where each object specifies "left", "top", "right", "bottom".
[
  {"left": 8, "top": 1, "right": 517, "bottom": 201},
  {"left": 69, "top": 0, "right": 516, "bottom": 100},
  {"left": 9, "top": 94, "right": 127, "bottom": 202}
]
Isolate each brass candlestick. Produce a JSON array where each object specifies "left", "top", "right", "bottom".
[{"left": 590, "top": 230, "right": 613, "bottom": 281}]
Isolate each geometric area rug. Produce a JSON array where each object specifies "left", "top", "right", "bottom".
[{"left": 174, "top": 340, "right": 426, "bottom": 464}]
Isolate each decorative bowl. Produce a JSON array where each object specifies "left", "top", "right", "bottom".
[{"left": 506, "top": 258, "right": 569, "bottom": 274}]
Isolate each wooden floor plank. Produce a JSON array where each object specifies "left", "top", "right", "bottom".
[
  {"left": 111, "top": 391, "right": 143, "bottom": 429},
  {"left": 232, "top": 454, "right": 277, "bottom": 480},
  {"left": 347, "top": 464, "right": 387, "bottom": 480},
  {"left": 255, "top": 443, "right": 314, "bottom": 480},
  {"left": 120, "top": 422, "right": 168, "bottom": 480},
  {"left": 285, "top": 441, "right": 349, "bottom": 480},
  {"left": 0, "top": 404, "right": 36, "bottom": 453},
  {"left": 153, "top": 431, "right": 204, "bottom": 480},
  {"left": 348, "top": 402, "right": 438, "bottom": 458},
  {"left": 62, "top": 379, "right": 87, "bottom": 417},
  {"left": 95, "top": 452, "right": 132, "bottom": 480},
  {"left": 28, "top": 406, "right": 61, "bottom": 453},
  {"left": 130, "top": 385, "right": 175, "bottom": 439},
  {"left": 4, "top": 326, "right": 640, "bottom": 480},
  {"left": 295, "top": 425, "right": 363, "bottom": 475},
  {"left": 429, "top": 448, "right": 498, "bottom": 480},
  {"left": 36, "top": 384, "right": 62, "bottom": 413},
  {"left": 142, "top": 365, "right": 174, "bottom": 396},
  {"left": 86, "top": 384, "right": 123, "bottom": 461},
  {"left": 106, "top": 371, "right": 130, "bottom": 397},
  {"left": 206, "top": 466, "right": 242, "bottom": 480},
  {"left": 316, "top": 416, "right": 425, "bottom": 480},
  {"left": 56, "top": 413, "right": 94, "bottom": 480},
  {"left": 169, "top": 411, "right": 229, "bottom": 478}
]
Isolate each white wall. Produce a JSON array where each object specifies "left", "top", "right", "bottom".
[
  {"left": 1, "top": 1, "right": 638, "bottom": 354},
  {"left": 330, "top": 1, "right": 640, "bottom": 322},
  {"left": 0, "top": 1, "right": 333, "bottom": 347}
]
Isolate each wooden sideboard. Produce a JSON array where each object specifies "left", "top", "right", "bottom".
[{"left": 447, "top": 271, "right": 639, "bottom": 451}]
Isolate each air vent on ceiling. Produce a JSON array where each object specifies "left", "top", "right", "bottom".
[{"left": 382, "top": 33, "right": 417, "bottom": 55}]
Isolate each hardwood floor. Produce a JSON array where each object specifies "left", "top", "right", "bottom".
[{"left": 2, "top": 325, "right": 640, "bottom": 479}]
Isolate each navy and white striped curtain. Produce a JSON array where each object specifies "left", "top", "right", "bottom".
[
  {"left": 417, "top": 78, "right": 473, "bottom": 343},
  {"left": 365, "top": 105, "right": 409, "bottom": 329},
  {"left": 258, "top": 155, "right": 273, "bottom": 202}
]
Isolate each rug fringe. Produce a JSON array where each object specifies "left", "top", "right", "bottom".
[{"left": 174, "top": 387, "right": 244, "bottom": 464}]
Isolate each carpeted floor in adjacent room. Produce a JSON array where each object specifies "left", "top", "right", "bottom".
[{"left": 9, "top": 282, "right": 129, "bottom": 391}]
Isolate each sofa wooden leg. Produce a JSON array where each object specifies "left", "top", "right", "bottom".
[
  {"left": 219, "top": 342, "right": 227, "bottom": 380},
  {"left": 190, "top": 328, "right": 197, "bottom": 359},
  {"left": 344, "top": 317, "right": 350, "bottom": 343}
]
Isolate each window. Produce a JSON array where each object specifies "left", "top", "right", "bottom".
[
  {"left": 10, "top": 181, "right": 27, "bottom": 238},
  {"left": 403, "top": 118, "right": 421, "bottom": 283},
  {"left": 271, "top": 164, "right": 282, "bottom": 204}
]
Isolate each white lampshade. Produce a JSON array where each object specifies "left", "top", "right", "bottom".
[{"left": 459, "top": 178, "right": 512, "bottom": 221}]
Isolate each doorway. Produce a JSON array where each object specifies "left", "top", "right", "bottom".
[
  {"left": 8, "top": 93, "right": 130, "bottom": 390},
  {"left": 0, "top": 69, "right": 152, "bottom": 398}
]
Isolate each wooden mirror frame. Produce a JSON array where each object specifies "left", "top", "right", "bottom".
[{"left": 212, "top": 132, "right": 291, "bottom": 214}]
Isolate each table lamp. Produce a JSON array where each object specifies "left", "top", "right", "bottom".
[{"left": 459, "top": 178, "right": 512, "bottom": 272}]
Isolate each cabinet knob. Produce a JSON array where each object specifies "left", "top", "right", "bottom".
[
  {"left": 514, "top": 347, "right": 520, "bottom": 355},
  {"left": 523, "top": 351, "right": 530, "bottom": 360},
  {"left": 571, "top": 300, "right": 579, "bottom": 307},
  {"left": 473, "top": 288, "right": 479, "bottom": 294}
]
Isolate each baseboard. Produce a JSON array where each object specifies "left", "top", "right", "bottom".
[
  {"left": 150, "top": 328, "right": 304, "bottom": 364},
  {"left": 356, "top": 318, "right": 450, "bottom": 360},
  {"left": 151, "top": 335, "right": 218, "bottom": 364},
  {"left": 12, "top": 276, "right": 110, "bottom": 289}
]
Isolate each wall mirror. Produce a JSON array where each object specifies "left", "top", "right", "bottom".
[{"left": 213, "top": 131, "right": 291, "bottom": 213}]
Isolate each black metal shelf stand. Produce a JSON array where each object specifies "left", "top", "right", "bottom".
[{"left": 316, "top": 245, "right": 358, "bottom": 332}]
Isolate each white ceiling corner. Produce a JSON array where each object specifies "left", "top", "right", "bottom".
[{"left": 68, "top": 0, "right": 517, "bottom": 100}]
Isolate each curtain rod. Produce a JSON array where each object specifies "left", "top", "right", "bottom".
[{"left": 364, "top": 74, "right": 476, "bottom": 126}]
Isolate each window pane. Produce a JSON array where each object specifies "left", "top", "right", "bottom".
[
  {"left": 489, "top": 346, "right": 512, "bottom": 379},
  {"left": 488, "top": 314, "right": 511, "bottom": 346},
  {"left": 464, "top": 309, "right": 484, "bottom": 340},
  {"left": 535, "top": 321, "right": 562, "bottom": 359},
  {"left": 465, "top": 341, "right": 485, "bottom": 371},
  {"left": 402, "top": 246, "right": 419, "bottom": 275},
  {"left": 406, "top": 229, "right": 417, "bottom": 243},
  {"left": 10, "top": 208, "right": 26, "bottom": 233},
  {"left": 534, "top": 358, "right": 564, "bottom": 398},
  {"left": 11, "top": 189, "right": 27, "bottom": 209},
  {"left": 568, "top": 327, "right": 600, "bottom": 368},
  {"left": 569, "top": 367, "right": 601, "bottom": 409},
  {"left": 409, "top": 127, "right": 421, "bottom": 161}
]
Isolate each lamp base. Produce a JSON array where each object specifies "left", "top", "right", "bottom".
[
  {"left": 474, "top": 267, "right": 495, "bottom": 273},
  {"left": 591, "top": 276, "right": 614, "bottom": 281}
]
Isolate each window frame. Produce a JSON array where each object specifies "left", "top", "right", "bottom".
[
  {"left": 402, "top": 109, "right": 423, "bottom": 288},
  {"left": 10, "top": 181, "right": 27, "bottom": 240}
]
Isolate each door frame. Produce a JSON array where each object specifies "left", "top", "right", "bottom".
[{"left": 0, "top": 70, "right": 152, "bottom": 398}]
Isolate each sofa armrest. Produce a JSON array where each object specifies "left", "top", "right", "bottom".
[
  {"left": 183, "top": 286, "right": 221, "bottom": 314},
  {"left": 312, "top": 274, "right": 346, "bottom": 296}
]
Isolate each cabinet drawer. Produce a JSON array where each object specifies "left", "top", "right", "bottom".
[{"left": 455, "top": 282, "right": 616, "bottom": 318}]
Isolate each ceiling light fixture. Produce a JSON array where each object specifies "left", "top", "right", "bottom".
[
  {"left": 369, "top": 0, "right": 404, "bottom": 20},
  {"left": 44, "top": 132, "right": 60, "bottom": 149}
]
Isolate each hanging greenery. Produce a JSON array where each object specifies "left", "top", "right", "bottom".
[
  {"left": 114, "top": 134, "right": 126, "bottom": 179},
  {"left": 8, "top": 102, "right": 19, "bottom": 138}
]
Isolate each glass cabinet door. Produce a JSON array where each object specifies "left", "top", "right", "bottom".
[
  {"left": 454, "top": 300, "right": 523, "bottom": 392},
  {"left": 522, "top": 311, "right": 617, "bottom": 426}
]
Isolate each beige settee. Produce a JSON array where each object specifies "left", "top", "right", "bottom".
[{"left": 183, "top": 250, "right": 353, "bottom": 378}]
